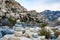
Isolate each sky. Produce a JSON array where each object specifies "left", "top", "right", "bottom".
[{"left": 15, "top": 0, "right": 60, "bottom": 12}]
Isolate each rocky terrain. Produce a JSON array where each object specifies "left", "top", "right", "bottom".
[
  {"left": 0, "top": 0, "right": 60, "bottom": 27},
  {"left": 40, "top": 10, "right": 60, "bottom": 21},
  {"left": 0, "top": 0, "right": 60, "bottom": 40},
  {"left": 0, "top": 0, "right": 48, "bottom": 27}
]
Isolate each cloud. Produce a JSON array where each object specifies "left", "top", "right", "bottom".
[{"left": 15, "top": 0, "right": 60, "bottom": 12}]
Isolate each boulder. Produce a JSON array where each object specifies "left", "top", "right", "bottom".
[
  {"left": 30, "top": 28, "right": 35, "bottom": 32},
  {"left": 25, "top": 30, "right": 30, "bottom": 38},
  {"left": 39, "top": 36, "right": 45, "bottom": 40},
  {"left": 32, "top": 33, "right": 38, "bottom": 38},
  {"left": 14, "top": 31, "right": 22, "bottom": 37},
  {"left": 1, "top": 29, "right": 13, "bottom": 36},
  {"left": 56, "top": 35, "right": 60, "bottom": 40},
  {"left": 9, "top": 36, "right": 20, "bottom": 40},
  {"left": 0, "top": 32, "right": 2, "bottom": 38},
  {"left": 2, "top": 35, "right": 14, "bottom": 40}
]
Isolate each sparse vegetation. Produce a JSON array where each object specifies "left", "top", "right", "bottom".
[
  {"left": 52, "top": 29, "right": 60, "bottom": 38},
  {"left": 40, "top": 22, "right": 47, "bottom": 28},
  {"left": 8, "top": 18, "right": 16, "bottom": 27},
  {"left": 39, "top": 28, "right": 51, "bottom": 39}
]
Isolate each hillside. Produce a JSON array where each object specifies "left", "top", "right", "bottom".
[
  {"left": 0, "top": 0, "right": 60, "bottom": 27},
  {"left": 40, "top": 10, "right": 60, "bottom": 21}
]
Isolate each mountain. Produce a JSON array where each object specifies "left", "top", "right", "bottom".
[
  {"left": 0, "top": 0, "right": 41, "bottom": 27},
  {"left": 40, "top": 10, "right": 60, "bottom": 21},
  {"left": 0, "top": 0, "right": 60, "bottom": 27},
  {"left": 0, "top": 0, "right": 27, "bottom": 16},
  {"left": 0, "top": 0, "right": 27, "bottom": 26}
]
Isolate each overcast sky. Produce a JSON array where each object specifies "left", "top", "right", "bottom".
[{"left": 15, "top": 0, "right": 60, "bottom": 12}]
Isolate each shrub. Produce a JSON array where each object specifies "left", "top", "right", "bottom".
[
  {"left": 52, "top": 29, "right": 60, "bottom": 38},
  {"left": 39, "top": 28, "right": 51, "bottom": 39},
  {"left": 40, "top": 22, "right": 47, "bottom": 28},
  {"left": 8, "top": 18, "right": 16, "bottom": 27}
]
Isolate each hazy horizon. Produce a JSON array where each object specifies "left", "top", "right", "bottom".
[{"left": 15, "top": 0, "right": 60, "bottom": 12}]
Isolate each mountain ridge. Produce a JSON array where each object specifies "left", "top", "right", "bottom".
[{"left": 40, "top": 10, "right": 60, "bottom": 21}]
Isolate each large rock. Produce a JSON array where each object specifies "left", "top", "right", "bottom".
[
  {"left": 56, "top": 35, "right": 60, "bottom": 40},
  {"left": 1, "top": 29, "right": 14, "bottom": 37},
  {"left": 57, "top": 17, "right": 60, "bottom": 22},
  {"left": 14, "top": 31, "right": 22, "bottom": 37},
  {"left": 9, "top": 36, "right": 20, "bottom": 40},
  {"left": 0, "top": 32, "right": 2, "bottom": 38}
]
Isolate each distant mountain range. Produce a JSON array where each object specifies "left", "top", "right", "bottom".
[{"left": 40, "top": 10, "right": 60, "bottom": 21}]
